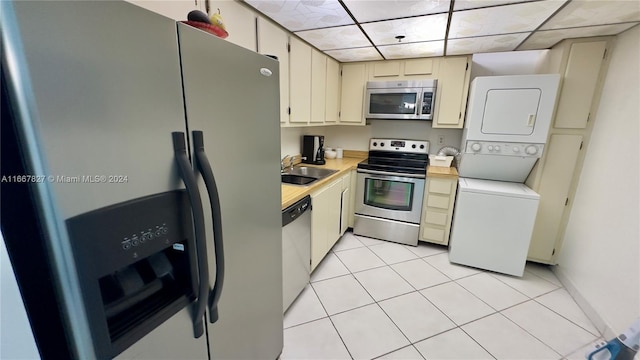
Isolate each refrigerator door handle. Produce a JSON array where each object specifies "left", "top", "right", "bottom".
[
  {"left": 172, "top": 132, "right": 209, "bottom": 338},
  {"left": 191, "top": 131, "right": 225, "bottom": 324}
]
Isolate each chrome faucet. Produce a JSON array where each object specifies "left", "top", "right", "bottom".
[
  {"left": 280, "top": 154, "right": 290, "bottom": 172},
  {"left": 288, "top": 155, "right": 306, "bottom": 171}
]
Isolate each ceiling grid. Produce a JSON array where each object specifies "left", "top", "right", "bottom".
[{"left": 243, "top": 0, "right": 640, "bottom": 61}]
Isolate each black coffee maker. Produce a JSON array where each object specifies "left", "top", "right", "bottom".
[{"left": 302, "top": 135, "right": 325, "bottom": 165}]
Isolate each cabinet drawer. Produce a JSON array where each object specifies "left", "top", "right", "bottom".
[
  {"left": 427, "top": 194, "right": 450, "bottom": 210},
  {"left": 424, "top": 211, "right": 447, "bottom": 226},
  {"left": 428, "top": 178, "right": 453, "bottom": 194},
  {"left": 422, "top": 226, "right": 445, "bottom": 242}
]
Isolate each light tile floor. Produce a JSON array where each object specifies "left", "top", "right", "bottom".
[{"left": 282, "top": 231, "right": 603, "bottom": 360}]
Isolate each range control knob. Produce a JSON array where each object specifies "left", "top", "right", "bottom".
[
  {"left": 525, "top": 145, "right": 538, "bottom": 155},
  {"left": 373, "top": 142, "right": 378, "bottom": 147},
  {"left": 419, "top": 144, "right": 425, "bottom": 149},
  {"left": 380, "top": 142, "right": 385, "bottom": 147},
  {"left": 513, "top": 147, "right": 520, "bottom": 153},
  {"left": 494, "top": 145, "right": 501, "bottom": 152},
  {"left": 470, "top": 143, "right": 482, "bottom": 152},
  {"left": 487, "top": 145, "right": 494, "bottom": 151},
  {"left": 411, "top": 144, "right": 416, "bottom": 149}
]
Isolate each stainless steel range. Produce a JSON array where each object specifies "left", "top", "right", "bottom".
[{"left": 354, "top": 138, "right": 429, "bottom": 246}]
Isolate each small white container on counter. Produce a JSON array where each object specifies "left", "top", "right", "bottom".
[
  {"left": 336, "top": 148, "right": 343, "bottom": 158},
  {"left": 429, "top": 155, "right": 454, "bottom": 167}
]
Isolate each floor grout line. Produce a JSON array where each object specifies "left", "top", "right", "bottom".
[{"left": 285, "top": 233, "right": 600, "bottom": 360}]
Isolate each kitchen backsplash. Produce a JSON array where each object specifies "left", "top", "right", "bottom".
[{"left": 281, "top": 121, "right": 463, "bottom": 157}]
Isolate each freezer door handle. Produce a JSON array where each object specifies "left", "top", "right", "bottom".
[
  {"left": 172, "top": 132, "right": 209, "bottom": 338},
  {"left": 192, "top": 131, "right": 225, "bottom": 324}
]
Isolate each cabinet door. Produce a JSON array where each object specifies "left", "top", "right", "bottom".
[
  {"left": 257, "top": 18, "right": 289, "bottom": 124},
  {"left": 434, "top": 56, "right": 469, "bottom": 128},
  {"left": 528, "top": 135, "right": 583, "bottom": 262},
  {"left": 326, "top": 180, "right": 343, "bottom": 249},
  {"left": 340, "top": 187, "right": 350, "bottom": 235},
  {"left": 289, "top": 37, "right": 312, "bottom": 124},
  {"left": 311, "top": 185, "right": 330, "bottom": 270},
  {"left": 339, "top": 63, "right": 367, "bottom": 124},
  {"left": 348, "top": 170, "right": 357, "bottom": 227},
  {"left": 404, "top": 58, "right": 433, "bottom": 76},
  {"left": 554, "top": 41, "right": 607, "bottom": 129},
  {"left": 325, "top": 58, "right": 340, "bottom": 123},
  {"left": 310, "top": 49, "right": 327, "bottom": 123},
  {"left": 371, "top": 61, "right": 401, "bottom": 78},
  {"left": 215, "top": 1, "right": 256, "bottom": 51},
  {"left": 125, "top": 0, "right": 202, "bottom": 20}
]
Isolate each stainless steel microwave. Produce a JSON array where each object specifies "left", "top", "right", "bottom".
[{"left": 365, "top": 79, "right": 437, "bottom": 120}]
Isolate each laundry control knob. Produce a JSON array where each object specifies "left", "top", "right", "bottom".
[
  {"left": 494, "top": 145, "right": 501, "bottom": 152},
  {"left": 470, "top": 143, "right": 481, "bottom": 152},
  {"left": 525, "top": 145, "right": 538, "bottom": 155},
  {"left": 487, "top": 145, "right": 494, "bottom": 151},
  {"left": 513, "top": 147, "right": 520, "bottom": 153}
]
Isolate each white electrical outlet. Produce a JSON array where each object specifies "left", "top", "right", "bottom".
[{"left": 438, "top": 135, "right": 445, "bottom": 145}]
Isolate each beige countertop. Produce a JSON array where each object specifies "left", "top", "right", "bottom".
[
  {"left": 427, "top": 165, "right": 459, "bottom": 178},
  {"left": 281, "top": 156, "right": 365, "bottom": 210}
]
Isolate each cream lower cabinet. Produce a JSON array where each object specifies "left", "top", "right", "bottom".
[
  {"left": 311, "top": 178, "right": 342, "bottom": 270},
  {"left": 419, "top": 176, "right": 458, "bottom": 245},
  {"left": 339, "top": 172, "right": 351, "bottom": 235},
  {"left": 348, "top": 170, "right": 357, "bottom": 228}
]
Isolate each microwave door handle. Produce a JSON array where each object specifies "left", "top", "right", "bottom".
[
  {"left": 172, "top": 132, "right": 209, "bottom": 338},
  {"left": 191, "top": 131, "right": 225, "bottom": 324},
  {"left": 416, "top": 90, "right": 423, "bottom": 116}
]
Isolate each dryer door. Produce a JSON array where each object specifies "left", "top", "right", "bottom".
[{"left": 481, "top": 88, "right": 541, "bottom": 135}]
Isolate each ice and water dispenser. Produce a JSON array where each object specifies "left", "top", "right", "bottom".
[{"left": 66, "top": 190, "right": 199, "bottom": 358}]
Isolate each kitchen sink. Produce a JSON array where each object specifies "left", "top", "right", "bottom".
[
  {"left": 286, "top": 166, "right": 338, "bottom": 179},
  {"left": 281, "top": 174, "right": 316, "bottom": 186},
  {"left": 281, "top": 166, "right": 339, "bottom": 186}
]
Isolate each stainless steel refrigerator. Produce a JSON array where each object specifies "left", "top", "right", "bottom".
[{"left": 1, "top": 1, "right": 283, "bottom": 359}]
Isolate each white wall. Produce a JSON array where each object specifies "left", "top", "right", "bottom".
[{"left": 555, "top": 25, "right": 640, "bottom": 337}]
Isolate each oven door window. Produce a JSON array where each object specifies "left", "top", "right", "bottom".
[
  {"left": 369, "top": 93, "right": 417, "bottom": 115},
  {"left": 364, "top": 178, "right": 414, "bottom": 211}
]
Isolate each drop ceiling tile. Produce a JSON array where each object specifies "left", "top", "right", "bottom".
[
  {"left": 378, "top": 41, "right": 445, "bottom": 59},
  {"left": 324, "top": 47, "right": 383, "bottom": 62},
  {"left": 244, "top": 0, "right": 353, "bottom": 31},
  {"left": 295, "top": 25, "right": 370, "bottom": 50},
  {"left": 342, "top": 0, "right": 451, "bottom": 22},
  {"left": 519, "top": 22, "right": 638, "bottom": 50},
  {"left": 447, "top": 32, "right": 530, "bottom": 55},
  {"left": 449, "top": 1, "right": 564, "bottom": 38},
  {"left": 454, "top": 0, "right": 533, "bottom": 11},
  {"left": 361, "top": 13, "right": 449, "bottom": 45},
  {"left": 541, "top": 0, "right": 640, "bottom": 30}
]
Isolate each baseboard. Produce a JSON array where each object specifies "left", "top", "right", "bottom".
[{"left": 552, "top": 265, "right": 617, "bottom": 340}]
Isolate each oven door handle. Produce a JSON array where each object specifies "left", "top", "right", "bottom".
[{"left": 357, "top": 168, "right": 426, "bottom": 179}]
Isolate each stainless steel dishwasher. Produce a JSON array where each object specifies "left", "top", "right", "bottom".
[{"left": 282, "top": 195, "right": 311, "bottom": 312}]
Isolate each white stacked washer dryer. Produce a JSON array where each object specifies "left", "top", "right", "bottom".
[{"left": 449, "top": 75, "right": 560, "bottom": 276}]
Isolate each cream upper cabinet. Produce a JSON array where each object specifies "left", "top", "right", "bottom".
[
  {"left": 125, "top": 0, "right": 202, "bottom": 21},
  {"left": 433, "top": 56, "right": 470, "bottom": 128},
  {"left": 210, "top": 1, "right": 256, "bottom": 51},
  {"left": 310, "top": 50, "right": 327, "bottom": 124},
  {"left": 325, "top": 58, "right": 340, "bottom": 123},
  {"left": 339, "top": 63, "right": 367, "bottom": 125},
  {"left": 553, "top": 41, "right": 607, "bottom": 129},
  {"left": 257, "top": 17, "right": 289, "bottom": 124},
  {"left": 289, "top": 37, "right": 312, "bottom": 124},
  {"left": 368, "top": 58, "right": 434, "bottom": 79},
  {"left": 419, "top": 175, "right": 458, "bottom": 245}
]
